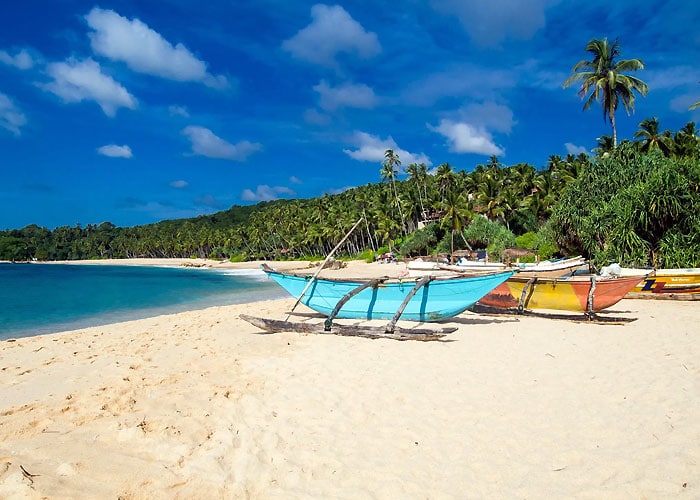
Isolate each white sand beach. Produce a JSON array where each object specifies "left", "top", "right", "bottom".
[{"left": 1, "top": 259, "right": 698, "bottom": 498}]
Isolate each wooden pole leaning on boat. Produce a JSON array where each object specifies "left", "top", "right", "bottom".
[
  {"left": 286, "top": 217, "right": 364, "bottom": 320},
  {"left": 384, "top": 276, "right": 433, "bottom": 334},
  {"left": 324, "top": 278, "right": 387, "bottom": 331},
  {"left": 585, "top": 275, "right": 597, "bottom": 320},
  {"left": 517, "top": 277, "right": 537, "bottom": 314}
]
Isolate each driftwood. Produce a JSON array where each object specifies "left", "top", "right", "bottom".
[{"left": 240, "top": 314, "right": 456, "bottom": 341}]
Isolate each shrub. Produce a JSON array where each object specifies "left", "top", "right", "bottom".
[
  {"left": 462, "top": 217, "right": 516, "bottom": 261},
  {"left": 399, "top": 223, "right": 440, "bottom": 256}
]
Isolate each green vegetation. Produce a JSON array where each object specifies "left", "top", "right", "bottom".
[
  {"left": 1, "top": 38, "right": 698, "bottom": 269},
  {"left": 549, "top": 142, "right": 700, "bottom": 268}
]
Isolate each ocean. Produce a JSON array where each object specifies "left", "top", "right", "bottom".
[{"left": 0, "top": 263, "right": 287, "bottom": 340}]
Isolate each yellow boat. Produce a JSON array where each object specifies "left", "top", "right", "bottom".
[
  {"left": 622, "top": 268, "right": 700, "bottom": 298},
  {"left": 478, "top": 274, "right": 645, "bottom": 313}
]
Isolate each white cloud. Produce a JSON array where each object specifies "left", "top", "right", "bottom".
[
  {"left": 97, "top": 144, "right": 133, "bottom": 158},
  {"left": 182, "top": 125, "right": 261, "bottom": 161},
  {"left": 343, "top": 131, "right": 432, "bottom": 167},
  {"left": 0, "top": 92, "right": 27, "bottom": 136},
  {"left": 170, "top": 180, "right": 188, "bottom": 188},
  {"left": 431, "top": 0, "right": 550, "bottom": 47},
  {"left": 429, "top": 119, "right": 504, "bottom": 156},
  {"left": 85, "top": 7, "right": 227, "bottom": 88},
  {"left": 564, "top": 143, "right": 588, "bottom": 155},
  {"left": 282, "top": 4, "right": 380, "bottom": 67},
  {"left": 241, "top": 185, "right": 296, "bottom": 202},
  {"left": 290, "top": 176, "right": 302, "bottom": 184},
  {"left": 168, "top": 105, "right": 189, "bottom": 117},
  {"left": 314, "top": 80, "right": 377, "bottom": 111},
  {"left": 0, "top": 48, "right": 34, "bottom": 70},
  {"left": 460, "top": 101, "right": 515, "bottom": 134},
  {"left": 41, "top": 58, "right": 137, "bottom": 117}
]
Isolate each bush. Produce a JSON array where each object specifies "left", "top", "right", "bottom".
[
  {"left": 549, "top": 144, "right": 700, "bottom": 267},
  {"left": 356, "top": 248, "right": 376, "bottom": 263},
  {"left": 399, "top": 223, "right": 440, "bottom": 257},
  {"left": 462, "top": 217, "right": 516, "bottom": 261},
  {"left": 228, "top": 254, "right": 248, "bottom": 263},
  {"left": 515, "top": 232, "right": 538, "bottom": 250},
  {"left": 533, "top": 224, "right": 559, "bottom": 260}
]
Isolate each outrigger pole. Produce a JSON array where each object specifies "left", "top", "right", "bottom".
[{"left": 286, "top": 217, "right": 364, "bottom": 319}]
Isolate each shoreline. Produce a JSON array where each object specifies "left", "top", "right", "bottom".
[
  {"left": 1, "top": 260, "right": 698, "bottom": 497},
  {"left": 1, "top": 258, "right": 409, "bottom": 343},
  {"left": 27, "top": 257, "right": 413, "bottom": 279}
]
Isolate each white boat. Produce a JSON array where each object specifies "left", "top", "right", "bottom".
[
  {"left": 407, "top": 255, "right": 589, "bottom": 278},
  {"left": 514, "top": 256, "right": 590, "bottom": 278},
  {"left": 406, "top": 258, "right": 506, "bottom": 277}
]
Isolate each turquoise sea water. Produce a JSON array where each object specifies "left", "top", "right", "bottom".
[{"left": 0, "top": 263, "right": 287, "bottom": 340}]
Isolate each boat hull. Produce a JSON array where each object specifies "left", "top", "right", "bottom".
[
  {"left": 625, "top": 268, "right": 700, "bottom": 297},
  {"left": 478, "top": 275, "right": 643, "bottom": 313},
  {"left": 264, "top": 268, "right": 514, "bottom": 322}
]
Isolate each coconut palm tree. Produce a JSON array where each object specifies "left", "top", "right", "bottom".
[
  {"left": 563, "top": 38, "right": 648, "bottom": 146},
  {"left": 440, "top": 190, "right": 472, "bottom": 258},
  {"left": 634, "top": 117, "right": 673, "bottom": 155},
  {"left": 381, "top": 149, "right": 405, "bottom": 231},
  {"left": 435, "top": 163, "right": 455, "bottom": 200},
  {"left": 593, "top": 135, "right": 615, "bottom": 156},
  {"left": 406, "top": 163, "right": 428, "bottom": 220},
  {"left": 673, "top": 122, "right": 699, "bottom": 158}
]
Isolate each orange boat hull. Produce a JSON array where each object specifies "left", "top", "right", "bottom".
[{"left": 479, "top": 275, "right": 644, "bottom": 312}]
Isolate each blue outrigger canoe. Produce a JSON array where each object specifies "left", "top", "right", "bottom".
[{"left": 261, "top": 264, "right": 514, "bottom": 323}]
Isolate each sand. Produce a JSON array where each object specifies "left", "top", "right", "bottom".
[{"left": 1, "top": 259, "right": 698, "bottom": 498}]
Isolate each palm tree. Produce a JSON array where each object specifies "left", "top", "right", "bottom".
[
  {"left": 634, "top": 117, "right": 673, "bottom": 155},
  {"left": 440, "top": 190, "right": 472, "bottom": 258},
  {"left": 406, "top": 163, "right": 427, "bottom": 220},
  {"left": 593, "top": 135, "right": 615, "bottom": 156},
  {"left": 673, "top": 122, "right": 699, "bottom": 158},
  {"left": 381, "top": 149, "right": 405, "bottom": 231},
  {"left": 435, "top": 163, "right": 455, "bottom": 200},
  {"left": 563, "top": 38, "right": 648, "bottom": 146}
]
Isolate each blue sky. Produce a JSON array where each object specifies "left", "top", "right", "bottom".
[{"left": 1, "top": 0, "right": 699, "bottom": 229}]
